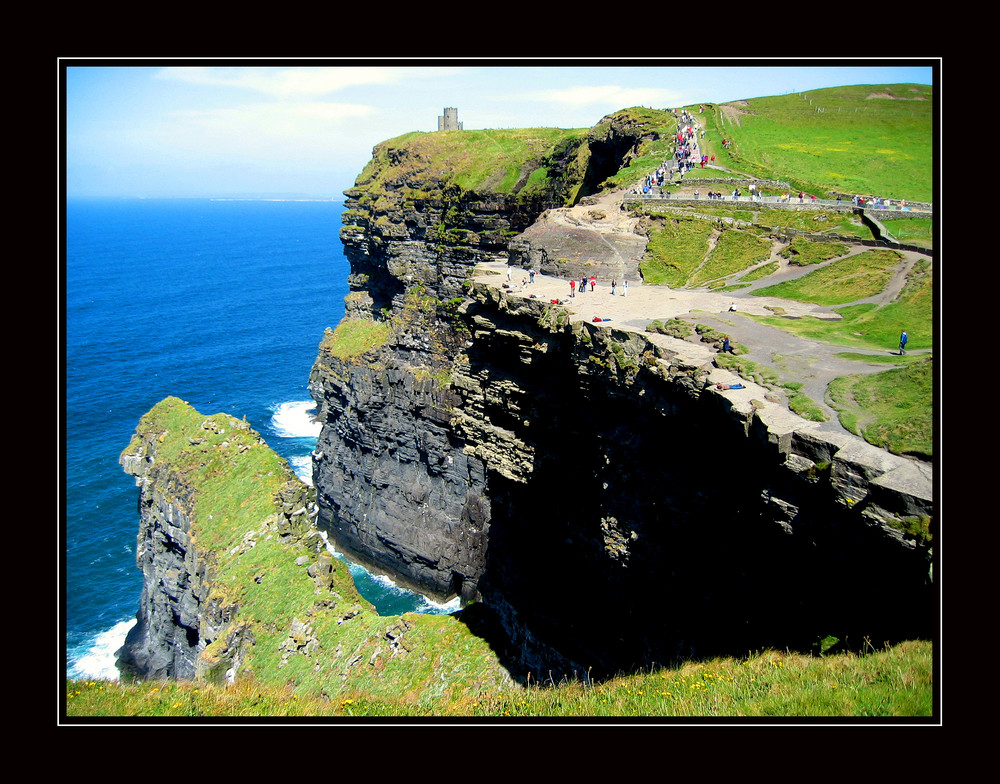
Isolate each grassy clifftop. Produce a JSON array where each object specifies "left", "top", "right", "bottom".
[{"left": 350, "top": 126, "right": 592, "bottom": 201}]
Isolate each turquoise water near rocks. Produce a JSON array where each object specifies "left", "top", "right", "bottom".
[{"left": 64, "top": 198, "right": 458, "bottom": 680}]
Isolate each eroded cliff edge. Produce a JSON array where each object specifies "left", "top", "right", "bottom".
[{"left": 308, "top": 112, "right": 934, "bottom": 679}]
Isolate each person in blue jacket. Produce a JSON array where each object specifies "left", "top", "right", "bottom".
[{"left": 899, "top": 330, "right": 908, "bottom": 355}]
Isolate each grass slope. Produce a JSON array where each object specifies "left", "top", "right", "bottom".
[
  {"left": 354, "top": 127, "right": 590, "bottom": 199},
  {"left": 67, "top": 638, "right": 933, "bottom": 718},
  {"left": 699, "top": 83, "right": 933, "bottom": 200}
]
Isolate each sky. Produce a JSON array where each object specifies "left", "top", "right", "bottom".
[{"left": 63, "top": 59, "right": 936, "bottom": 200}]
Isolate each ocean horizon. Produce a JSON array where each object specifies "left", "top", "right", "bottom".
[{"left": 64, "top": 197, "right": 458, "bottom": 681}]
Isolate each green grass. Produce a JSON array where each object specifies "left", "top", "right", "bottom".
[
  {"left": 740, "top": 252, "right": 933, "bottom": 453},
  {"left": 319, "top": 319, "right": 394, "bottom": 361},
  {"left": 66, "top": 638, "right": 933, "bottom": 718},
  {"left": 828, "top": 357, "right": 933, "bottom": 458},
  {"left": 750, "top": 256, "right": 932, "bottom": 353},
  {"left": 752, "top": 249, "right": 905, "bottom": 305},
  {"left": 740, "top": 261, "right": 779, "bottom": 282},
  {"left": 763, "top": 209, "right": 870, "bottom": 237},
  {"left": 645, "top": 318, "right": 695, "bottom": 339},
  {"left": 779, "top": 237, "right": 851, "bottom": 265},
  {"left": 355, "top": 127, "right": 590, "bottom": 199},
  {"left": 640, "top": 216, "right": 715, "bottom": 286},
  {"left": 881, "top": 216, "right": 933, "bottom": 248},
  {"left": 117, "top": 398, "right": 516, "bottom": 705},
  {"left": 688, "top": 227, "right": 771, "bottom": 287},
  {"left": 698, "top": 84, "right": 933, "bottom": 201}
]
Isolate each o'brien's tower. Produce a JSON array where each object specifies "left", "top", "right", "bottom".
[{"left": 437, "top": 107, "right": 463, "bottom": 131}]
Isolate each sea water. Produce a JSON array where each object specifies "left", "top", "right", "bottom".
[{"left": 64, "top": 198, "right": 459, "bottom": 681}]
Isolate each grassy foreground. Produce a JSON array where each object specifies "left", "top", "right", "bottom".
[{"left": 65, "top": 639, "right": 933, "bottom": 719}]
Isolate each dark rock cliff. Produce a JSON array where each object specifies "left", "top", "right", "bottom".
[{"left": 308, "top": 115, "right": 934, "bottom": 681}]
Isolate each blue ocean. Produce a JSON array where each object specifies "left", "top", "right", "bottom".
[{"left": 64, "top": 198, "right": 459, "bottom": 681}]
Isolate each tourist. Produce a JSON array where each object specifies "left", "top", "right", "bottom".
[
  {"left": 899, "top": 330, "right": 908, "bottom": 355},
  {"left": 623, "top": 279, "right": 628, "bottom": 297},
  {"left": 611, "top": 279, "right": 617, "bottom": 296},
  {"left": 590, "top": 276, "right": 596, "bottom": 292},
  {"left": 570, "top": 279, "right": 576, "bottom": 297},
  {"left": 580, "top": 277, "right": 588, "bottom": 294}
]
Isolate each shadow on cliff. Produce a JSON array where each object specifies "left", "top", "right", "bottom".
[{"left": 448, "top": 299, "right": 935, "bottom": 686}]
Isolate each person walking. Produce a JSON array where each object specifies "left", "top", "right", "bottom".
[
  {"left": 622, "top": 279, "right": 628, "bottom": 297},
  {"left": 899, "top": 330, "right": 908, "bottom": 355},
  {"left": 589, "top": 276, "right": 596, "bottom": 292},
  {"left": 570, "top": 279, "right": 576, "bottom": 298}
]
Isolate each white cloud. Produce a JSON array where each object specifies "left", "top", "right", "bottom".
[
  {"left": 523, "top": 84, "right": 687, "bottom": 108},
  {"left": 154, "top": 65, "right": 466, "bottom": 100},
  {"left": 146, "top": 101, "right": 375, "bottom": 163}
]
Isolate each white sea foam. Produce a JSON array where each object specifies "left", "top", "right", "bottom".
[
  {"left": 270, "top": 400, "right": 322, "bottom": 439},
  {"left": 68, "top": 619, "right": 136, "bottom": 681},
  {"left": 289, "top": 454, "right": 314, "bottom": 485}
]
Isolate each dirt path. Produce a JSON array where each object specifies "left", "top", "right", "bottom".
[{"left": 484, "top": 186, "right": 924, "bottom": 436}]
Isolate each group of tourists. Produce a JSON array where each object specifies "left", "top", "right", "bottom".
[
  {"left": 853, "top": 194, "right": 907, "bottom": 209},
  {"left": 641, "top": 168, "right": 670, "bottom": 194},
  {"left": 567, "top": 276, "right": 628, "bottom": 298}
]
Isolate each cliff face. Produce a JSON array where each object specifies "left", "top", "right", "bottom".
[
  {"left": 307, "top": 124, "right": 609, "bottom": 604},
  {"left": 308, "top": 116, "right": 934, "bottom": 679},
  {"left": 448, "top": 281, "right": 933, "bottom": 676}
]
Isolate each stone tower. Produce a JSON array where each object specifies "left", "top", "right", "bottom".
[{"left": 437, "top": 107, "right": 463, "bottom": 131}]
